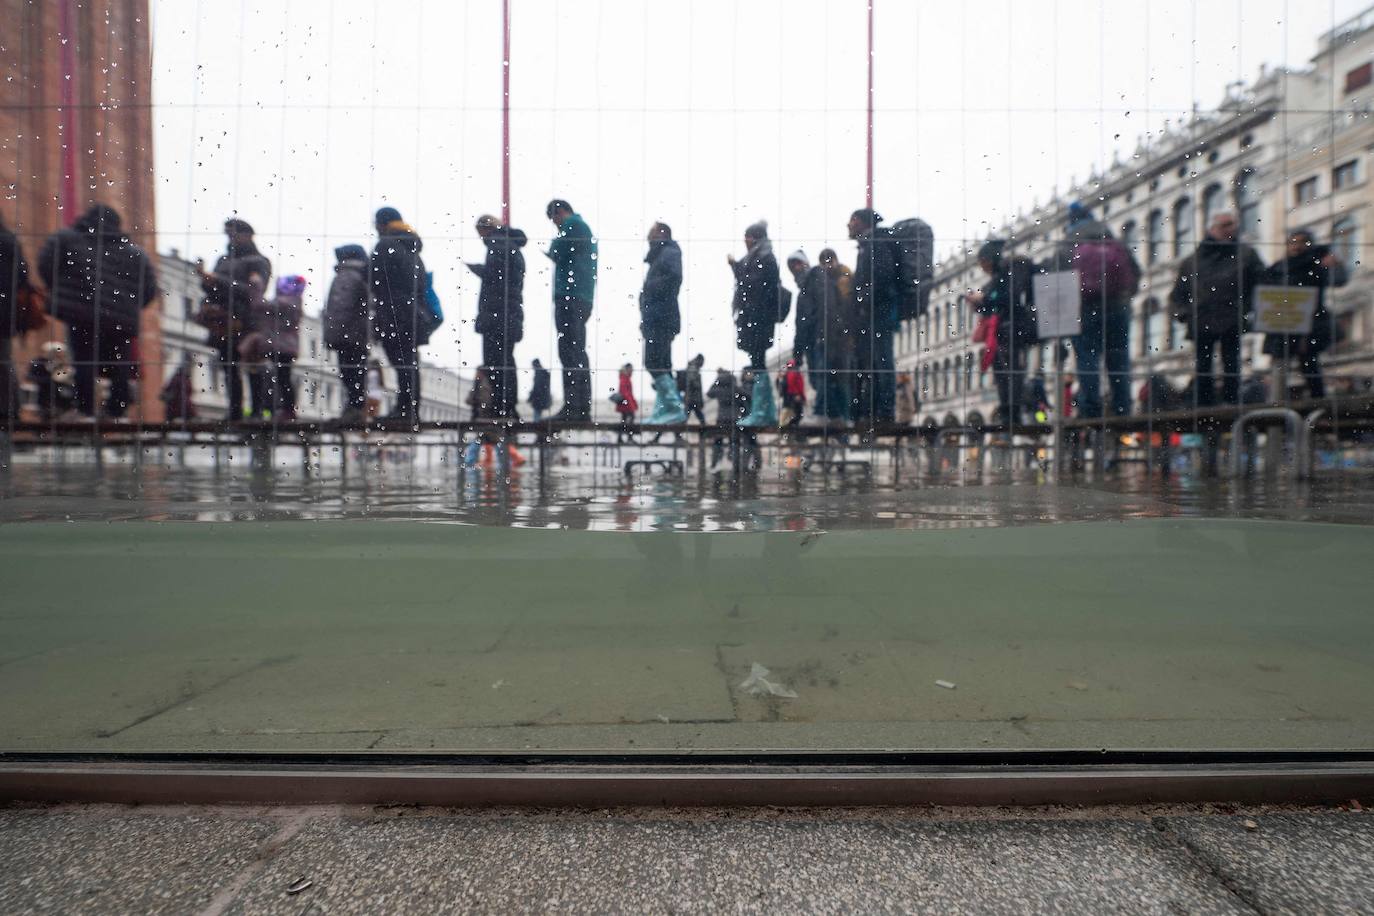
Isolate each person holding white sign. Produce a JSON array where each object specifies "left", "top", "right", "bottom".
[
  {"left": 967, "top": 239, "right": 1038, "bottom": 426},
  {"left": 1168, "top": 212, "right": 1266, "bottom": 407},
  {"left": 1260, "top": 229, "right": 1347, "bottom": 400}
]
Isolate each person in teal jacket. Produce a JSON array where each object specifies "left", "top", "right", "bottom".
[{"left": 545, "top": 199, "right": 598, "bottom": 421}]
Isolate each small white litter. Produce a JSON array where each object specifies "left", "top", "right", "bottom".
[
  {"left": 491, "top": 679, "right": 507, "bottom": 690},
  {"left": 935, "top": 679, "right": 957, "bottom": 690},
  {"left": 739, "top": 662, "right": 799, "bottom": 699}
]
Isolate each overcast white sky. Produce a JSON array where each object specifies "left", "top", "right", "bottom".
[{"left": 150, "top": 0, "right": 1368, "bottom": 386}]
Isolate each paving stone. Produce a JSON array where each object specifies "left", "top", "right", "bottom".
[
  {"left": 0, "top": 809, "right": 279, "bottom": 915},
  {"left": 226, "top": 811, "right": 1249, "bottom": 915},
  {"left": 1164, "top": 811, "right": 1374, "bottom": 914}
]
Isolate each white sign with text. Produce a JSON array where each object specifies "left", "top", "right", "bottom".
[
  {"left": 1032, "top": 270, "right": 1082, "bottom": 339},
  {"left": 1250, "top": 285, "right": 1319, "bottom": 336}
]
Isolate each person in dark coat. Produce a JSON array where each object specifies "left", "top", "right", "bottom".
[
  {"left": 706, "top": 367, "right": 740, "bottom": 468},
  {"left": 816, "top": 248, "right": 857, "bottom": 422},
  {"left": 197, "top": 217, "right": 271, "bottom": 420},
  {"left": 371, "top": 205, "right": 427, "bottom": 423},
  {"left": 680, "top": 353, "right": 707, "bottom": 424},
  {"left": 789, "top": 248, "right": 855, "bottom": 424},
  {"left": 545, "top": 199, "right": 597, "bottom": 421},
  {"left": 161, "top": 355, "right": 197, "bottom": 421},
  {"left": 468, "top": 214, "right": 527, "bottom": 419},
  {"left": 730, "top": 220, "right": 783, "bottom": 370},
  {"left": 967, "top": 239, "right": 1037, "bottom": 425},
  {"left": 1262, "top": 229, "right": 1347, "bottom": 400},
  {"left": 1169, "top": 211, "right": 1266, "bottom": 407},
  {"left": 788, "top": 249, "right": 821, "bottom": 385},
  {"left": 1, "top": 213, "right": 37, "bottom": 418},
  {"left": 640, "top": 222, "right": 687, "bottom": 425},
  {"left": 323, "top": 244, "right": 371, "bottom": 422},
  {"left": 848, "top": 208, "right": 902, "bottom": 424},
  {"left": 39, "top": 204, "right": 158, "bottom": 419},
  {"left": 730, "top": 220, "right": 787, "bottom": 427},
  {"left": 528, "top": 358, "right": 552, "bottom": 420}
]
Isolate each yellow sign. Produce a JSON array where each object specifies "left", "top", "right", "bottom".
[{"left": 1251, "top": 286, "right": 1318, "bottom": 335}]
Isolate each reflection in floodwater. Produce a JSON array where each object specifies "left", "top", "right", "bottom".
[{"left": 2, "top": 440, "right": 1374, "bottom": 529}]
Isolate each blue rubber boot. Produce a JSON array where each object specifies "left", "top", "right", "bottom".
[
  {"left": 738, "top": 373, "right": 777, "bottom": 428},
  {"left": 645, "top": 373, "right": 688, "bottom": 425}
]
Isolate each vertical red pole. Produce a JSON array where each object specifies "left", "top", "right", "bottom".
[
  {"left": 501, "top": 0, "right": 512, "bottom": 224},
  {"left": 866, "top": 0, "right": 875, "bottom": 210},
  {"left": 59, "top": 0, "right": 79, "bottom": 226}
]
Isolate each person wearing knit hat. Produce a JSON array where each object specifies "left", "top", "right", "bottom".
[
  {"left": 728, "top": 219, "right": 788, "bottom": 428},
  {"left": 370, "top": 204, "right": 427, "bottom": 423}
]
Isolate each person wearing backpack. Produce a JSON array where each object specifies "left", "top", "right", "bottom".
[
  {"left": 468, "top": 214, "right": 527, "bottom": 420},
  {"left": 40, "top": 204, "right": 159, "bottom": 420},
  {"left": 848, "top": 208, "right": 902, "bottom": 424},
  {"left": 370, "top": 205, "right": 427, "bottom": 423},
  {"left": 322, "top": 244, "right": 371, "bottom": 424},
  {"left": 1055, "top": 203, "right": 1140, "bottom": 418},
  {"left": 967, "top": 239, "right": 1037, "bottom": 425},
  {"left": 1168, "top": 212, "right": 1266, "bottom": 407}
]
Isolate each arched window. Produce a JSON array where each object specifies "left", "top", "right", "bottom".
[
  {"left": 920, "top": 363, "right": 929, "bottom": 397},
  {"left": 943, "top": 359, "right": 952, "bottom": 397},
  {"left": 1235, "top": 168, "right": 1261, "bottom": 238},
  {"left": 1147, "top": 209, "right": 1164, "bottom": 263},
  {"left": 1120, "top": 220, "right": 1138, "bottom": 257},
  {"left": 1201, "top": 183, "right": 1225, "bottom": 228},
  {"left": 1172, "top": 198, "right": 1195, "bottom": 257},
  {"left": 934, "top": 305, "right": 943, "bottom": 343},
  {"left": 1334, "top": 216, "right": 1362, "bottom": 268},
  {"left": 964, "top": 352, "right": 974, "bottom": 391}
]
